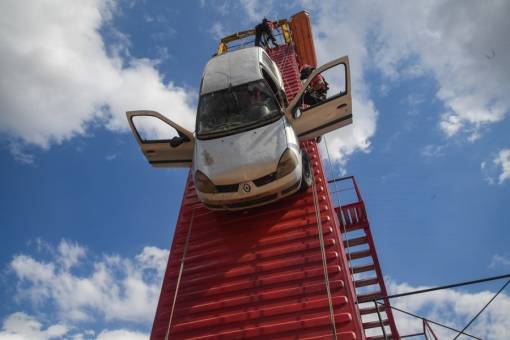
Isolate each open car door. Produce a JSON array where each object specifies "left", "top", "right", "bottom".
[
  {"left": 286, "top": 56, "right": 352, "bottom": 141},
  {"left": 126, "top": 110, "right": 194, "bottom": 168}
]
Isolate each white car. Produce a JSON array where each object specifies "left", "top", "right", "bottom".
[{"left": 127, "top": 47, "right": 352, "bottom": 210}]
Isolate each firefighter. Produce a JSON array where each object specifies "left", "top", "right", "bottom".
[
  {"left": 300, "top": 65, "right": 329, "bottom": 143},
  {"left": 300, "top": 65, "right": 329, "bottom": 106},
  {"left": 254, "top": 18, "right": 278, "bottom": 48}
]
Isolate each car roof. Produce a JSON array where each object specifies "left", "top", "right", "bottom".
[{"left": 201, "top": 47, "right": 265, "bottom": 95}]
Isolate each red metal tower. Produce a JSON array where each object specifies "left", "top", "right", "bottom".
[{"left": 150, "top": 11, "right": 399, "bottom": 340}]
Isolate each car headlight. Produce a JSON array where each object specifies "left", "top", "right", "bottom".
[
  {"left": 275, "top": 148, "right": 298, "bottom": 179},
  {"left": 195, "top": 170, "right": 217, "bottom": 193}
]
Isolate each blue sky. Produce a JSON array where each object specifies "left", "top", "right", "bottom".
[{"left": 1, "top": 0, "right": 509, "bottom": 339}]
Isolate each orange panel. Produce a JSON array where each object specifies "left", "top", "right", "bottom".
[{"left": 290, "top": 11, "right": 318, "bottom": 68}]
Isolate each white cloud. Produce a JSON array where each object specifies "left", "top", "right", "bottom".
[
  {"left": 95, "top": 329, "right": 148, "bottom": 340},
  {"left": 490, "top": 254, "right": 510, "bottom": 269},
  {"left": 405, "top": 93, "right": 425, "bottom": 108},
  {"left": 10, "top": 240, "right": 168, "bottom": 324},
  {"left": 4, "top": 240, "right": 162, "bottom": 339},
  {"left": 481, "top": 148, "right": 510, "bottom": 185},
  {"left": 379, "top": 1, "right": 508, "bottom": 137},
  {"left": 386, "top": 279, "right": 510, "bottom": 339},
  {"left": 105, "top": 154, "right": 117, "bottom": 161},
  {"left": 8, "top": 142, "right": 36, "bottom": 165},
  {"left": 135, "top": 246, "right": 169, "bottom": 271},
  {"left": 362, "top": 0, "right": 509, "bottom": 139},
  {"left": 0, "top": 312, "right": 68, "bottom": 340},
  {"left": 57, "top": 240, "right": 86, "bottom": 270},
  {"left": 307, "top": 1, "right": 378, "bottom": 168},
  {"left": 6, "top": 239, "right": 510, "bottom": 339},
  {"left": 0, "top": 312, "right": 148, "bottom": 340},
  {"left": 298, "top": 0, "right": 509, "bottom": 165},
  {"left": 421, "top": 144, "right": 445, "bottom": 158},
  {"left": 209, "top": 22, "right": 226, "bottom": 40},
  {"left": 203, "top": 0, "right": 231, "bottom": 16},
  {"left": 239, "top": 0, "right": 274, "bottom": 22},
  {"left": 494, "top": 149, "right": 510, "bottom": 184},
  {"left": 0, "top": 0, "right": 196, "bottom": 160}
]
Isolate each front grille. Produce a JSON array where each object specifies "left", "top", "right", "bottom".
[
  {"left": 215, "top": 183, "right": 239, "bottom": 193},
  {"left": 253, "top": 172, "right": 277, "bottom": 187},
  {"left": 215, "top": 171, "right": 277, "bottom": 192}
]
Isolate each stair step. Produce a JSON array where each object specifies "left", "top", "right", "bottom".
[
  {"left": 348, "top": 249, "right": 371, "bottom": 260},
  {"left": 354, "top": 277, "right": 380, "bottom": 288},
  {"left": 343, "top": 236, "right": 368, "bottom": 248},
  {"left": 357, "top": 291, "right": 383, "bottom": 303},
  {"left": 363, "top": 319, "right": 389, "bottom": 329},
  {"left": 351, "top": 263, "right": 375, "bottom": 274},
  {"left": 359, "top": 305, "right": 387, "bottom": 315},
  {"left": 340, "top": 222, "right": 367, "bottom": 232}
]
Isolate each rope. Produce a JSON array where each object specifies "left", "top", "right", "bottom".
[
  {"left": 452, "top": 279, "right": 510, "bottom": 340},
  {"left": 323, "top": 136, "right": 356, "bottom": 281},
  {"left": 323, "top": 137, "right": 383, "bottom": 337},
  {"left": 164, "top": 210, "right": 195, "bottom": 340},
  {"left": 309, "top": 143, "right": 338, "bottom": 340},
  {"left": 323, "top": 136, "right": 366, "bottom": 332}
]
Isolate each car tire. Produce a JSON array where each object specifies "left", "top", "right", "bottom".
[{"left": 299, "top": 152, "right": 313, "bottom": 192}]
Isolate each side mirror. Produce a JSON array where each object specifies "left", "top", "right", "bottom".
[{"left": 169, "top": 135, "right": 187, "bottom": 148}]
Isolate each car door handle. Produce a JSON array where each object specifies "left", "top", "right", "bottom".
[{"left": 337, "top": 103, "right": 347, "bottom": 109}]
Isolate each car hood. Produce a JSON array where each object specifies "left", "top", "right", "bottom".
[{"left": 194, "top": 119, "right": 288, "bottom": 185}]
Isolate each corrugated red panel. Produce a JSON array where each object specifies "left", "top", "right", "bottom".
[{"left": 151, "top": 141, "right": 364, "bottom": 339}]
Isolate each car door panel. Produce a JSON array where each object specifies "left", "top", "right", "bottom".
[
  {"left": 126, "top": 110, "right": 194, "bottom": 168},
  {"left": 286, "top": 56, "right": 352, "bottom": 140}
]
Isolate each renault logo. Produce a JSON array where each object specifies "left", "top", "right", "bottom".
[{"left": 242, "top": 183, "right": 251, "bottom": 193}]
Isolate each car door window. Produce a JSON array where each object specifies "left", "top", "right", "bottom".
[
  {"left": 132, "top": 115, "right": 184, "bottom": 143},
  {"left": 298, "top": 63, "right": 346, "bottom": 110},
  {"left": 286, "top": 56, "right": 352, "bottom": 140},
  {"left": 261, "top": 68, "right": 284, "bottom": 108},
  {"left": 127, "top": 110, "right": 194, "bottom": 168}
]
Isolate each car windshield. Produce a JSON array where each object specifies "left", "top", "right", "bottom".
[{"left": 196, "top": 80, "right": 281, "bottom": 138}]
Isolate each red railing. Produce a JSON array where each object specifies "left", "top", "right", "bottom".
[{"left": 329, "top": 176, "right": 400, "bottom": 340}]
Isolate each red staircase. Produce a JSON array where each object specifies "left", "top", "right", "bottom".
[{"left": 330, "top": 176, "right": 400, "bottom": 339}]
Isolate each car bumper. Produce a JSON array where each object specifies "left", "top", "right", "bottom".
[{"left": 197, "top": 164, "right": 302, "bottom": 211}]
